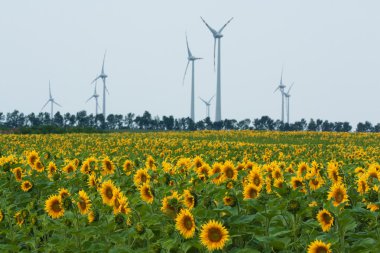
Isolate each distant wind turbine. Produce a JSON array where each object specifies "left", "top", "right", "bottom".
[
  {"left": 183, "top": 34, "right": 202, "bottom": 122},
  {"left": 86, "top": 81, "right": 100, "bottom": 115},
  {"left": 92, "top": 51, "right": 108, "bottom": 118},
  {"left": 41, "top": 81, "right": 61, "bottom": 120},
  {"left": 284, "top": 82, "right": 294, "bottom": 124},
  {"left": 199, "top": 95, "right": 215, "bottom": 119},
  {"left": 201, "top": 17, "right": 233, "bottom": 122},
  {"left": 274, "top": 68, "right": 286, "bottom": 122}
]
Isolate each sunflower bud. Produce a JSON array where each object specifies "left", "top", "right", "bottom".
[
  {"left": 287, "top": 200, "right": 301, "bottom": 214},
  {"left": 136, "top": 222, "right": 145, "bottom": 234},
  {"left": 63, "top": 197, "right": 73, "bottom": 210},
  {"left": 115, "top": 213, "right": 125, "bottom": 225}
]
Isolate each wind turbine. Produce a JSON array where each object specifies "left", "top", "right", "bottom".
[
  {"left": 201, "top": 17, "right": 233, "bottom": 122},
  {"left": 199, "top": 95, "right": 215, "bottom": 119},
  {"left": 183, "top": 34, "right": 202, "bottom": 122},
  {"left": 41, "top": 81, "right": 61, "bottom": 120},
  {"left": 274, "top": 68, "right": 286, "bottom": 122},
  {"left": 92, "top": 51, "right": 108, "bottom": 117},
  {"left": 86, "top": 81, "right": 100, "bottom": 115},
  {"left": 284, "top": 82, "right": 294, "bottom": 124}
]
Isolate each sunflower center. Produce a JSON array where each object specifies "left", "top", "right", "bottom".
[
  {"left": 79, "top": 199, "right": 87, "bottom": 210},
  {"left": 105, "top": 187, "right": 113, "bottom": 199},
  {"left": 141, "top": 174, "right": 147, "bottom": 183},
  {"left": 208, "top": 228, "right": 222, "bottom": 242},
  {"left": 335, "top": 191, "right": 344, "bottom": 203},
  {"left": 322, "top": 213, "right": 332, "bottom": 223},
  {"left": 225, "top": 168, "right": 234, "bottom": 178},
  {"left": 248, "top": 188, "right": 257, "bottom": 198},
  {"left": 183, "top": 216, "right": 193, "bottom": 230},
  {"left": 316, "top": 247, "right": 328, "bottom": 253},
  {"left": 295, "top": 180, "right": 302, "bottom": 187},
  {"left": 52, "top": 200, "right": 62, "bottom": 212},
  {"left": 105, "top": 161, "right": 112, "bottom": 171},
  {"left": 253, "top": 176, "right": 260, "bottom": 186}
]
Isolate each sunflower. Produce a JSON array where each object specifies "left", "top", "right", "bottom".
[
  {"left": 357, "top": 176, "right": 369, "bottom": 195},
  {"left": 161, "top": 191, "right": 182, "bottom": 217},
  {"left": 175, "top": 209, "right": 196, "bottom": 239},
  {"left": 12, "top": 167, "right": 23, "bottom": 182},
  {"left": 80, "top": 161, "right": 91, "bottom": 175},
  {"left": 123, "top": 160, "right": 133, "bottom": 175},
  {"left": 243, "top": 183, "right": 260, "bottom": 200},
  {"left": 0, "top": 210, "right": 3, "bottom": 222},
  {"left": 193, "top": 156, "right": 204, "bottom": 169},
  {"left": 88, "top": 174, "right": 98, "bottom": 188},
  {"left": 273, "top": 178, "right": 285, "bottom": 188},
  {"left": 211, "top": 162, "right": 224, "bottom": 184},
  {"left": 77, "top": 190, "right": 91, "bottom": 215},
  {"left": 21, "top": 180, "right": 33, "bottom": 192},
  {"left": 200, "top": 220, "right": 229, "bottom": 251},
  {"left": 145, "top": 155, "right": 156, "bottom": 171},
  {"left": 291, "top": 176, "right": 304, "bottom": 190},
  {"left": 307, "top": 240, "right": 332, "bottom": 253},
  {"left": 367, "top": 203, "right": 379, "bottom": 212},
  {"left": 327, "top": 162, "right": 341, "bottom": 184},
  {"left": 140, "top": 183, "right": 154, "bottom": 204},
  {"left": 34, "top": 159, "right": 45, "bottom": 172},
  {"left": 271, "top": 167, "right": 283, "bottom": 180},
  {"left": 45, "top": 195, "right": 65, "bottom": 219},
  {"left": 27, "top": 150, "right": 39, "bottom": 168},
  {"left": 355, "top": 167, "right": 365, "bottom": 177},
  {"left": 99, "top": 180, "right": 116, "bottom": 206},
  {"left": 63, "top": 162, "right": 76, "bottom": 174},
  {"left": 14, "top": 211, "right": 24, "bottom": 227},
  {"left": 182, "top": 189, "right": 196, "bottom": 209},
  {"left": 297, "top": 162, "right": 309, "bottom": 178},
  {"left": 197, "top": 164, "right": 210, "bottom": 180},
  {"left": 223, "top": 195, "right": 236, "bottom": 207},
  {"left": 88, "top": 210, "right": 95, "bottom": 223},
  {"left": 58, "top": 188, "right": 70, "bottom": 199},
  {"left": 222, "top": 161, "right": 238, "bottom": 181},
  {"left": 309, "top": 176, "right": 324, "bottom": 191},
  {"left": 102, "top": 157, "right": 115, "bottom": 175},
  {"left": 133, "top": 169, "right": 151, "bottom": 187},
  {"left": 316, "top": 209, "right": 334, "bottom": 232},
  {"left": 327, "top": 183, "right": 349, "bottom": 207},
  {"left": 367, "top": 166, "right": 380, "bottom": 183},
  {"left": 118, "top": 195, "right": 131, "bottom": 215},
  {"left": 247, "top": 169, "right": 263, "bottom": 190},
  {"left": 47, "top": 162, "right": 58, "bottom": 178}
]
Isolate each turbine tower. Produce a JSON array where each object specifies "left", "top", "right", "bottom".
[
  {"left": 183, "top": 34, "right": 202, "bottom": 122},
  {"left": 201, "top": 17, "right": 233, "bottom": 122},
  {"left": 284, "top": 82, "right": 294, "bottom": 124},
  {"left": 41, "top": 81, "right": 61, "bottom": 120},
  {"left": 86, "top": 81, "right": 100, "bottom": 115},
  {"left": 92, "top": 51, "right": 108, "bottom": 118},
  {"left": 274, "top": 68, "right": 286, "bottom": 122},
  {"left": 199, "top": 95, "right": 215, "bottom": 119}
]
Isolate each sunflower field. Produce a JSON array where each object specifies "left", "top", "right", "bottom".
[{"left": 0, "top": 131, "right": 380, "bottom": 252}]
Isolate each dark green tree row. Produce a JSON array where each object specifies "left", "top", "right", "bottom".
[{"left": 0, "top": 110, "right": 379, "bottom": 133}]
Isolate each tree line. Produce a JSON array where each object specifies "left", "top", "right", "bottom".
[{"left": 0, "top": 110, "right": 379, "bottom": 133}]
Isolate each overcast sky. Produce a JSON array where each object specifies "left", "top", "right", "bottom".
[{"left": 0, "top": 0, "right": 379, "bottom": 125}]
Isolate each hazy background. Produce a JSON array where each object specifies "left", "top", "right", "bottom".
[{"left": 0, "top": 0, "right": 379, "bottom": 125}]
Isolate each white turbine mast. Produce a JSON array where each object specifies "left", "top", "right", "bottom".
[
  {"left": 92, "top": 51, "right": 108, "bottom": 118},
  {"left": 40, "top": 81, "right": 62, "bottom": 120},
  {"left": 86, "top": 81, "right": 101, "bottom": 116},
  {"left": 201, "top": 17, "right": 233, "bottom": 122},
  {"left": 183, "top": 33, "right": 202, "bottom": 122},
  {"left": 274, "top": 67, "right": 287, "bottom": 123},
  {"left": 199, "top": 95, "right": 215, "bottom": 119}
]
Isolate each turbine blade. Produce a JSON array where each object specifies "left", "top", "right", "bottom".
[
  {"left": 86, "top": 96, "right": 94, "bottom": 103},
  {"left": 40, "top": 100, "right": 50, "bottom": 111},
  {"left": 287, "top": 82, "right": 294, "bottom": 93},
  {"left": 186, "top": 33, "right": 192, "bottom": 58},
  {"left": 105, "top": 85, "right": 110, "bottom": 95},
  {"left": 208, "top": 95, "right": 215, "bottom": 103},
  {"left": 49, "top": 81, "right": 52, "bottom": 98},
  {"left": 54, "top": 101, "right": 62, "bottom": 107},
  {"left": 182, "top": 60, "right": 190, "bottom": 85},
  {"left": 218, "top": 17, "right": 234, "bottom": 33},
  {"left": 199, "top": 97, "right": 208, "bottom": 104},
  {"left": 280, "top": 66, "right": 284, "bottom": 85},
  {"left": 102, "top": 50, "right": 107, "bottom": 74},
  {"left": 200, "top": 17, "right": 218, "bottom": 36},
  {"left": 274, "top": 86, "right": 280, "bottom": 93},
  {"left": 91, "top": 76, "right": 100, "bottom": 84}
]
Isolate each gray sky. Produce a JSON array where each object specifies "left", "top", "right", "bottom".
[{"left": 1, "top": 0, "right": 379, "bottom": 125}]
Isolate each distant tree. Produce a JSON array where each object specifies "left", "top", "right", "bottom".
[
  {"left": 95, "top": 114, "right": 106, "bottom": 129},
  {"left": 356, "top": 121, "right": 373, "bottom": 132},
  {"left": 374, "top": 123, "right": 380, "bottom": 133},
  {"left": 195, "top": 120, "right": 205, "bottom": 130},
  {"left": 76, "top": 110, "right": 89, "bottom": 127},
  {"left": 162, "top": 116, "right": 174, "bottom": 130},
  {"left": 213, "top": 121, "right": 223, "bottom": 130},
  {"left": 254, "top": 116, "right": 274, "bottom": 130},
  {"left": 124, "top": 113, "right": 135, "bottom": 129},
  {"left": 321, "top": 120, "right": 334, "bottom": 131},
  {"left": 316, "top": 119, "right": 323, "bottom": 131},
  {"left": 308, "top": 119, "right": 317, "bottom": 131},
  {"left": 27, "top": 113, "right": 42, "bottom": 127},
  {"left": 237, "top": 119, "right": 251, "bottom": 130},
  {"left": 107, "top": 114, "right": 116, "bottom": 130},
  {"left": 223, "top": 119, "right": 237, "bottom": 130},
  {"left": 342, "top": 122, "right": 352, "bottom": 132},
  {"left": 204, "top": 117, "right": 213, "bottom": 130},
  {"left": 6, "top": 110, "right": 26, "bottom": 128},
  {"left": 53, "top": 112, "right": 64, "bottom": 127}
]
